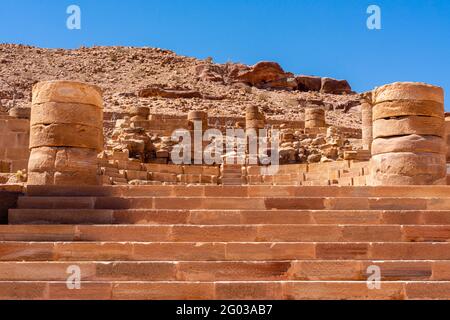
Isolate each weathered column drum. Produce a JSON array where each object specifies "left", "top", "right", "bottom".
[
  {"left": 245, "top": 106, "right": 265, "bottom": 131},
  {"left": 188, "top": 111, "right": 208, "bottom": 132},
  {"left": 187, "top": 111, "right": 208, "bottom": 163},
  {"left": 244, "top": 106, "right": 266, "bottom": 163},
  {"left": 28, "top": 81, "right": 103, "bottom": 185},
  {"left": 305, "top": 108, "right": 326, "bottom": 128},
  {"left": 446, "top": 117, "right": 450, "bottom": 162},
  {"left": 361, "top": 94, "right": 373, "bottom": 151},
  {"left": 370, "top": 82, "right": 446, "bottom": 185}
]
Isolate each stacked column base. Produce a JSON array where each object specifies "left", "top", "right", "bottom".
[
  {"left": 28, "top": 80, "right": 103, "bottom": 186},
  {"left": 370, "top": 82, "right": 445, "bottom": 186}
]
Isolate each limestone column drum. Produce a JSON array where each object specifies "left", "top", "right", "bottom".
[
  {"left": 305, "top": 108, "right": 326, "bottom": 128},
  {"left": 28, "top": 80, "right": 104, "bottom": 185},
  {"left": 370, "top": 82, "right": 446, "bottom": 185}
]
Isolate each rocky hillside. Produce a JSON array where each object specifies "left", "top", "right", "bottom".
[{"left": 0, "top": 44, "right": 362, "bottom": 128}]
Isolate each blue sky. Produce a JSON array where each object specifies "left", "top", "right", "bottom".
[{"left": 1, "top": 0, "right": 449, "bottom": 107}]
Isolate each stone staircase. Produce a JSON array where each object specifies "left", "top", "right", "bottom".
[
  {"left": 221, "top": 164, "right": 245, "bottom": 185},
  {"left": 1, "top": 185, "right": 450, "bottom": 299}
]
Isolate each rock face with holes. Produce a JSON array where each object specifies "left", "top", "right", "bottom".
[
  {"left": 370, "top": 82, "right": 446, "bottom": 185},
  {"left": 28, "top": 81, "right": 103, "bottom": 185}
]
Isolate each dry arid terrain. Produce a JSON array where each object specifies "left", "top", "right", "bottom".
[{"left": 0, "top": 44, "right": 362, "bottom": 128}]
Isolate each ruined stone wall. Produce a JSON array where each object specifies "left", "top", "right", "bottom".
[
  {"left": 98, "top": 150, "right": 220, "bottom": 185},
  {"left": 246, "top": 160, "right": 369, "bottom": 186},
  {"left": 106, "top": 111, "right": 360, "bottom": 137},
  {"left": 0, "top": 102, "right": 367, "bottom": 187},
  {"left": 0, "top": 115, "right": 30, "bottom": 176},
  {"left": 97, "top": 148, "right": 369, "bottom": 186}
]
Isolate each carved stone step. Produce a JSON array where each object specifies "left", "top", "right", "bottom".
[{"left": 0, "top": 280, "right": 449, "bottom": 300}]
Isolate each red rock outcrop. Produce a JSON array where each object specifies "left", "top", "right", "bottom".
[
  {"left": 233, "top": 62, "right": 295, "bottom": 90},
  {"left": 296, "top": 75, "right": 322, "bottom": 92},
  {"left": 321, "top": 78, "right": 352, "bottom": 94}
]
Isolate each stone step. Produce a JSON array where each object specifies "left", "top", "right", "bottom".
[
  {"left": 16, "top": 196, "right": 450, "bottom": 210},
  {"left": 222, "top": 167, "right": 242, "bottom": 172},
  {"left": 2, "top": 242, "right": 450, "bottom": 261},
  {"left": 25, "top": 185, "right": 450, "bottom": 198},
  {"left": 0, "top": 280, "right": 448, "bottom": 300},
  {"left": 221, "top": 180, "right": 245, "bottom": 186},
  {"left": 222, "top": 173, "right": 243, "bottom": 178},
  {"left": 0, "top": 260, "right": 448, "bottom": 281},
  {"left": 9, "top": 209, "right": 115, "bottom": 225},
  {"left": 221, "top": 173, "right": 242, "bottom": 178},
  {"left": 1, "top": 225, "right": 450, "bottom": 242},
  {"left": 10, "top": 209, "right": 450, "bottom": 226}
]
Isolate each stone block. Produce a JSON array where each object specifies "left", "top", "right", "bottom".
[
  {"left": 8, "top": 107, "right": 31, "bottom": 119},
  {"left": 30, "top": 123, "right": 103, "bottom": 151},
  {"left": 54, "top": 148, "right": 98, "bottom": 171},
  {"left": 215, "top": 282, "right": 283, "bottom": 300},
  {"left": 373, "top": 116, "right": 445, "bottom": 139},
  {"left": 370, "top": 152, "right": 446, "bottom": 185},
  {"left": 112, "top": 282, "right": 214, "bottom": 300},
  {"left": 152, "top": 172, "right": 178, "bottom": 183},
  {"left": 32, "top": 80, "right": 103, "bottom": 107},
  {"left": 373, "top": 82, "right": 444, "bottom": 105},
  {"left": 31, "top": 102, "right": 103, "bottom": 128},
  {"left": 115, "top": 160, "right": 143, "bottom": 171},
  {"left": 372, "top": 135, "right": 446, "bottom": 155},
  {"left": 373, "top": 100, "right": 444, "bottom": 120},
  {"left": 5, "top": 148, "right": 28, "bottom": 161},
  {"left": 124, "top": 170, "right": 149, "bottom": 181},
  {"left": 143, "top": 163, "right": 183, "bottom": 174},
  {"left": 6, "top": 118, "right": 30, "bottom": 132},
  {"left": 10, "top": 160, "right": 29, "bottom": 172}
]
